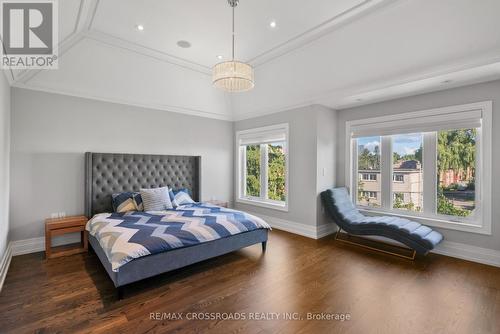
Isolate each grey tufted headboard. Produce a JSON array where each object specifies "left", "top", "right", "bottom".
[{"left": 85, "top": 152, "right": 201, "bottom": 217}]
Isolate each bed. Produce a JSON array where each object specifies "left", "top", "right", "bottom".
[{"left": 84, "top": 152, "right": 270, "bottom": 298}]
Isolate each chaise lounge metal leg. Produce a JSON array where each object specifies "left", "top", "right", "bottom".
[
  {"left": 335, "top": 229, "right": 416, "bottom": 260},
  {"left": 261, "top": 241, "right": 267, "bottom": 252}
]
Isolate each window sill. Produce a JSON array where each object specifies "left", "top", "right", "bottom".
[
  {"left": 358, "top": 208, "right": 491, "bottom": 235},
  {"left": 236, "top": 197, "right": 289, "bottom": 212}
]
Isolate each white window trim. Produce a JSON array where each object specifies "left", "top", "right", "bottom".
[
  {"left": 393, "top": 174, "right": 404, "bottom": 182},
  {"left": 360, "top": 173, "right": 377, "bottom": 181},
  {"left": 236, "top": 123, "right": 289, "bottom": 212},
  {"left": 345, "top": 101, "right": 492, "bottom": 235}
]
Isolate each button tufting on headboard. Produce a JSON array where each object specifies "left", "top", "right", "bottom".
[{"left": 84, "top": 153, "right": 201, "bottom": 217}]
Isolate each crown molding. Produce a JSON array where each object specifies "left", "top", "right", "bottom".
[
  {"left": 83, "top": 30, "right": 212, "bottom": 76},
  {"left": 0, "top": 36, "right": 14, "bottom": 86},
  {"left": 233, "top": 57, "right": 500, "bottom": 121},
  {"left": 82, "top": 0, "right": 99, "bottom": 31},
  {"left": 233, "top": 99, "right": 315, "bottom": 121},
  {"left": 6, "top": 0, "right": 398, "bottom": 83},
  {"left": 14, "top": 0, "right": 97, "bottom": 84},
  {"left": 330, "top": 56, "right": 500, "bottom": 110},
  {"left": 85, "top": 0, "right": 211, "bottom": 75},
  {"left": 17, "top": 32, "right": 86, "bottom": 85},
  {"left": 13, "top": 81, "right": 233, "bottom": 121},
  {"left": 81, "top": 0, "right": 398, "bottom": 73},
  {"left": 2, "top": 70, "right": 13, "bottom": 86},
  {"left": 248, "top": 0, "right": 399, "bottom": 68}
]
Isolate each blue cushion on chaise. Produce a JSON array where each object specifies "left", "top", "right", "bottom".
[{"left": 321, "top": 187, "right": 443, "bottom": 254}]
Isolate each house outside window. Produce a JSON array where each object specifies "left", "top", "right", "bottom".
[{"left": 346, "top": 102, "right": 492, "bottom": 235}]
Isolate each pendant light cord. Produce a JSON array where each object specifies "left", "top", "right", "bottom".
[{"left": 232, "top": 4, "right": 235, "bottom": 60}]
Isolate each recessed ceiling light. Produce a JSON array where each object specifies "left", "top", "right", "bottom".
[
  {"left": 216, "top": 55, "right": 224, "bottom": 60},
  {"left": 269, "top": 20, "right": 277, "bottom": 28},
  {"left": 177, "top": 40, "right": 191, "bottom": 48},
  {"left": 136, "top": 24, "right": 144, "bottom": 31}
]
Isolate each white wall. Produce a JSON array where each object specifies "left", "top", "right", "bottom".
[
  {"left": 336, "top": 80, "right": 500, "bottom": 251},
  {"left": 316, "top": 107, "right": 337, "bottom": 227},
  {"left": 10, "top": 88, "right": 233, "bottom": 242},
  {"left": 0, "top": 72, "right": 11, "bottom": 261},
  {"left": 234, "top": 105, "right": 336, "bottom": 232}
]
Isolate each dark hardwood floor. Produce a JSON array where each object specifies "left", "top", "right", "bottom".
[{"left": 1, "top": 229, "right": 499, "bottom": 334}]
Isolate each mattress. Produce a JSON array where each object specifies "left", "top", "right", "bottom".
[{"left": 86, "top": 203, "right": 271, "bottom": 271}]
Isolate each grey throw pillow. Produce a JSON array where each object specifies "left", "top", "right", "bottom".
[{"left": 140, "top": 186, "right": 174, "bottom": 211}]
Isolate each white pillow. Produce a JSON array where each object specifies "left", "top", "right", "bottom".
[{"left": 140, "top": 187, "right": 174, "bottom": 211}]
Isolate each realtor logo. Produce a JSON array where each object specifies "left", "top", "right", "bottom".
[{"left": 1, "top": 0, "right": 58, "bottom": 69}]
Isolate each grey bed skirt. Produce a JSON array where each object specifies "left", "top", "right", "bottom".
[{"left": 89, "top": 229, "right": 268, "bottom": 288}]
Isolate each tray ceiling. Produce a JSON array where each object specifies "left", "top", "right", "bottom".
[
  {"left": 90, "top": 0, "right": 369, "bottom": 68},
  {"left": 5, "top": 0, "right": 500, "bottom": 120}
]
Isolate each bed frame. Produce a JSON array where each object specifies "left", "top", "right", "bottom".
[{"left": 84, "top": 152, "right": 268, "bottom": 299}]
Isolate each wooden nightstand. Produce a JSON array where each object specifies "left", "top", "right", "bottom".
[
  {"left": 45, "top": 215, "right": 88, "bottom": 259},
  {"left": 206, "top": 200, "right": 229, "bottom": 208}
]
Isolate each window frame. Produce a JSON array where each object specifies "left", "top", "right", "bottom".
[
  {"left": 345, "top": 101, "right": 492, "bottom": 235},
  {"left": 393, "top": 173, "right": 404, "bottom": 182},
  {"left": 360, "top": 173, "right": 377, "bottom": 181},
  {"left": 236, "top": 123, "right": 289, "bottom": 211},
  {"left": 360, "top": 191, "right": 377, "bottom": 199}
]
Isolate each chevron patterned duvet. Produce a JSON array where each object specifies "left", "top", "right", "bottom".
[{"left": 86, "top": 203, "right": 271, "bottom": 271}]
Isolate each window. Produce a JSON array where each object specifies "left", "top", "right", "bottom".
[
  {"left": 437, "top": 129, "right": 476, "bottom": 217},
  {"left": 237, "top": 124, "right": 289, "bottom": 211},
  {"left": 361, "top": 173, "right": 377, "bottom": 181},
  {"left": 393, "top": 174, "right": 404, "bottom": 182},
  {"left": 393, "top": 192, "right": 404, "bottom": 201},
  {"left": 245, "top": 145, "right": 261, "bottom": 197},
  {"left": 356, "top": 136, "right": 381, "bottom": 208},
  {"left": 361, "top": 191, "right": 377, "bottom": 199},
  {"left": 392, "top": 133, "right": 423, "bottom": 212},
  {"left": 267, "top": 142, "right": 286, "bottom": 201},
  {"left": 347, "top": 102, "right": 492, "bottom": 234}
]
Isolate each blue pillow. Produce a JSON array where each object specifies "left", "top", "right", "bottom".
[
  {"left": 112, "top": 192, "right": 143, "bottom": 213},
  {"left": 173, "top": 188, "right": 195, "bottom": 206},
  {"left": 175, "top": 188, "right": 192, "bottom": 196},
  {"left": 168, "top": 188, "right": 179, "bottom": 207}
]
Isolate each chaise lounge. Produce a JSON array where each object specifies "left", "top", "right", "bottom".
[{"left": 321, "top": 187, "right": 443, "bottom": 259}]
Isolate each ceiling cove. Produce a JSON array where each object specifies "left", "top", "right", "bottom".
[{"left": 4, "top": 0, "right": 500, "bottom": 121}]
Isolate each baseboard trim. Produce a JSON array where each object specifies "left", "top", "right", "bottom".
[
  {"left": 316, "top": 222, "right": 339, "bottom": 239},
  {"left": 247, "top": 211, "right": 337, "bottom": 240},
  {"left": 0, "top": 243, "right": 13, "bottom": 292},
  {"left": 11, "top": 237, "right": 45, "bottom": 256},
  {"left": 6, "top": 223, "right": 500, "bottom": 269},
  {"left": 431, "top": 240, "right": 500, "bottom": 268},
  {"left": 248, "top": 211, "right": 500, "bottom": 268}
]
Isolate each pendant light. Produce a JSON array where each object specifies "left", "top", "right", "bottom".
[{"left": 212, "top": 0, "right": 254, "bottom": 92}]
